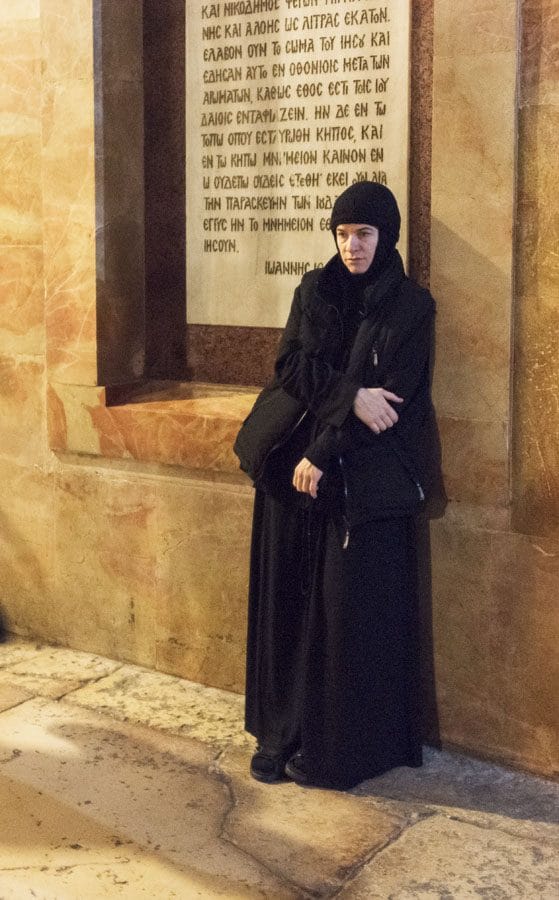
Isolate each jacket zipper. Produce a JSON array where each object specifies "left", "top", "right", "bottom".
[
  {"left": 386, "top": 433, "right": 425, "bottom": 502},
  {"left": 339, "top": 455, "right": 351, "bottom": 550},
  {"left": 339, "top": 445, "right": 424, "bottom": 546},
  {"left": 372, "top": 345, "right": 378, "bottom": 368}
]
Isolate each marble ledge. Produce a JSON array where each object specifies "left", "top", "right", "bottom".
[{"left": 47, "top": 380, "right": 258, "bottom": 475}]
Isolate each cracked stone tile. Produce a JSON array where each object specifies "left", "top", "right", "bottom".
[
  {"left": 0, "top": 644, "right": 123, "bottom": 700},
  {"left": 0, "top": 637, "right": 47, "bottom": 668},
  {"left": 347, "top": 792, "right": 559, "bottom": 854},
  {"left": 338, "top": 815, "right": 559, "bottom": 898},
  {"left": 0, "top": 776, "right": 292, "bottom": 899},
  {"left": 0, "top": 683, "right": 34, "bottom": 713},
  {"left": 356, "top": 745, "right": 559, "bottom": 821},
  {"left": 215, "top": 745, "right": 410, "bottom": 896},
  {"left": 354, "top": 744, "right": 559, "bottom": 848},
  {"left": 0, "top": 698, "right": 295, "bottom": 898},
  {"left": 64, "top": 665, "right": 252, "bottom": 751},
  {"left": 0, "top": 774, "right": 198, "bottom": 899},
  {"left": 431, "top": 808, "right": 559, "bottom": 852}
]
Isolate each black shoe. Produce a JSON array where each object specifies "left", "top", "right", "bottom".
[
  {"left": 250, "top": 746, "right": 289, "bottom": 783},
  {"left": 284, "top": 751, "right": 312, "bottom": 786},
  {"left": 285, "top": 751, "right": 361, "bottom": 791}
]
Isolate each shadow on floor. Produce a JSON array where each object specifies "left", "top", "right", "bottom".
[{"left": 355, "top": 744, "right": 559, "bottom": 824}]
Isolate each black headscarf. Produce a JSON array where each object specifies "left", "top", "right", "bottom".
[{"left": 330, "top": 182, "right": 401, "bottom": 286}]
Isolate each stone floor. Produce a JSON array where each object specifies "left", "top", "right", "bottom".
[{"left": 0, "top": 636, "right": 557, "bottom": 899}]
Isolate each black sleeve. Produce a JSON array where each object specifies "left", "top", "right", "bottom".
[
  {"left": 305, "top": 306, "right": 435, "bottom": 468},
  {"left": 274, "top": 286, "right": 360, "bottom": 428}
]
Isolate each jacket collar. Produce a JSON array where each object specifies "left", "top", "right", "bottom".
[{"left": 311, "top": 250, "right": 406, "bottom": 319}]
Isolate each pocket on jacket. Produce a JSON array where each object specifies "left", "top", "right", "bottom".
[{"left": 343, "top": 448, "right": 422, "bottom": 526}]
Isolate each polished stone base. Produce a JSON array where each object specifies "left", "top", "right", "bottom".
[{"left": 1, "top": 636, "right": 557, "bottom": 899}]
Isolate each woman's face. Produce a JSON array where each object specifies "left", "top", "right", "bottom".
[{"left": 335, "top": 223, "right": 379, "bottom": 274}]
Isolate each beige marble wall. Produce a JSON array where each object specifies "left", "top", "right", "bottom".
[
  {"left": 0, "top": 455, "right": 253, "bottom": 685},
  {"left": 429, "top": 0, "right": 559, "bottom": 777},
  {"left": 0, "top": 0, "right": 252, "bottom": 689},
  {"left": 41, "top": 0, "right": 97, "bottom": 385},
  {"left": 0, "top": 2, "right": 48, "bottom": 645},
  {"left": 41, "top": 0, "right": 146, "bottom": 387},
  {"left": 0, "top": 0, "right": 49, "bottom": 653},
  {"left": 0, "top": 0, "right": 45, "bottom": 467},
  {"left": 513, "top": 0, "right": 559, "bottom": 537},
  {"left": 0, "top": 0, "right": 557, "bottom": 780},
  {"left": 430, "top": 0, "right": 517, "bottom": 505}
]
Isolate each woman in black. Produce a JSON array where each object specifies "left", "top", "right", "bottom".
[{"left": 237, "top": 182, "right": 436, "bottom": 790}]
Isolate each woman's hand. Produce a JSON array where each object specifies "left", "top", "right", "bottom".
[
  {"left": 353, "top": 387, "right": 404, "bottom": 434},
  {"left": 293, "top": 458, "right": 323, "bottom": 499}
]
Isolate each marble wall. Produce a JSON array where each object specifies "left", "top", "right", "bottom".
[
  {"left": 0, "top": 0, "right": 254, "bottom": 695},
  {"left": 513, "top": 0, "right": 559, "bottom": 537},
  {"left": 0, "top": 0, "right": 557, "bottom": 778},
  {"left": 428, "top": 0, "right": 559, "bottom": 776},
  {"left": 0, "top": 0, "right": 50, "bottom": 647}
]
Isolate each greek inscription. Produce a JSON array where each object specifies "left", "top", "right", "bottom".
[
  {"left": 245, "top": 18, "right": 280, "bottom": 35},
  {"left": 279, "top": 106, "right": 306, "bottom": 120},
  {"left": 187, "top": 0, "right": 409, "bottom": 323},
  {"left": 203, "top": 45, "right": 243, "bottom": 61}
]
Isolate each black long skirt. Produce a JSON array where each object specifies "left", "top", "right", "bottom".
[{"left": 245, "top": 488, "right": 423, "bottom": 789}]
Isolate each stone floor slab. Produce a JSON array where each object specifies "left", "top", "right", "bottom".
[
  {"left": 216, "top": 746, "right": 412, "bottom": 896},
  {"left": 0, "top": 776, "right": 292, "bottom": 899},
  {"left": 356, "top": 744, "right": 559, "bottom": 823},
  {"left": 1, "top": 637, "right": 558, "bottom": 899},
  {"left": 0, "top": 683, "right": 34, "bottom": 713},
  {"left": 338, "top": 814, "right": 559, "bottom": 899},
  {"left": 0, "top": 643, "right": 123, "bottom": 700},
  {"left": 0, "top": 698, "right": 295, "bottom": 898},
  {"left": 64, "top": 665, "right": 251, "bottom": 751},
  {"left": 0, "top": 637, "right": 47, "bottom": 668},
  {"left": 349, "top": 791, "right": 559, "bottom": 855},
  {"left": 354, "top": 743, "right": 559, "bottom": 848}
]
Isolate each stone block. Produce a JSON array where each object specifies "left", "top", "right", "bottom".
[
  {"left": 155, "top": 477, "right": 253, "bottom": 691},
  {"left": 484, "top": 530, "right": 559, "bottom": 776},
  {"left": 0, "top": 356, "right": 46, "bottom": 465},
  {"left": 0, "top": 697, "right": 288, "bottom": 896},
  {"left": 218, "top": 746, "right": 408, "bottom": 897},
  {"left": 52, "top": 467, "right": 157, "bottom": 667},
  {"left": 0, "top": 460, "right": 56, "bottom": 639},
  {"left": 42, "top": 77, "right": 97, "bottom": 384},
  {"left": 0, "top": 246, "right": 44, "bottom": 356},
  {"left": 65, "top": 663, "right": 250, "bottom": 751},
  {"left": 429, "top": 519, "right": 494, "bottom": 746},
  {"left": 433, "top": 0, "right": 517, "bottom": 57},
  {"left": 340, "top": 814, "right": 559, "bottom": 898},
  {"left": 0, "top": 644, "right": 121, "bottom": 700},
  {"left": 436, "top": 415, "right": 509, "bottom": 506},
  {"left": 513, "top": 104, "right": 559, "bottom": 538},
  {"left": 40, "top": 0, "right": 93, "bottom": 84},
  {"left": 0, "top": 10, "right": 42, "bottom": 246}
]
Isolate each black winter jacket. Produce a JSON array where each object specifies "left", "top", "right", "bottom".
[{"left": 234, "top": 250, "right": 436, "bottom": 526}]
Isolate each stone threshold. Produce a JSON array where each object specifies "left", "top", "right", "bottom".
[{"left": 47, "top": 380, "right": 258, "bottom": 474}]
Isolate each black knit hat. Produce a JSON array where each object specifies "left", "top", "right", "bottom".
[{"left": 330, "top": 182, "right": 401, "bottom": 246}]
